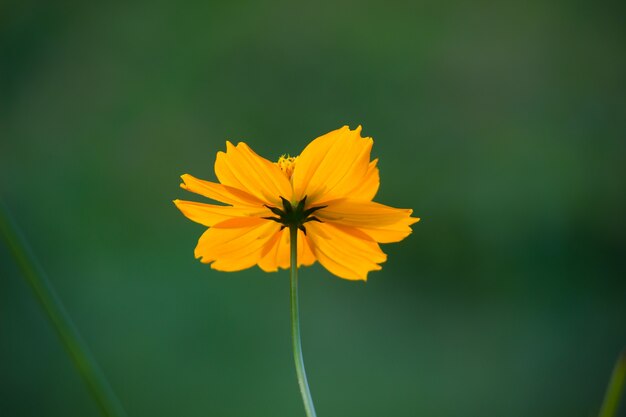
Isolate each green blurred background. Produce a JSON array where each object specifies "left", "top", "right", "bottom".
[{"left": 1, "top": 1, "right": 625, "bottom": 416}]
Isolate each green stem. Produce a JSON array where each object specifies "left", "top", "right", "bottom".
[
  {"left": 290, "top": 226, "right": 317, "bottom": 417},
  {"left": 0, "top": 202, "right": 127, "bottom": 417},
  {"left": 599, "top": 349, "right": 626, "bottom": 417}
]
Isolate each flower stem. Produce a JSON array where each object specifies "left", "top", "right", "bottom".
[
  {"left": 599, "top": 349, "right": 626, "bottom": 417},
  {"left": 289, "top": 226, "right": 317, "bottom": 417},
  {"left": 0, "top": 202, "right": 127, "bottom": 417}
]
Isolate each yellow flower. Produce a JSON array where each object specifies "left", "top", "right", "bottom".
[{"left": 174, "top": 126, "right": 419, "bottom": 280}]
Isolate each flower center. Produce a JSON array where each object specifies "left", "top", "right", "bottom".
[
  {"left": 276, "top": 154, "right": 297, "bottom": 179},
  {"left": 263, "top": 196, "right": 326, "bottom": 234}
]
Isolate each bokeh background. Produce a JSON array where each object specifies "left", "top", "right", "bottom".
[{"left": 1, "top": 1, "right": 625, "bottom": 416}]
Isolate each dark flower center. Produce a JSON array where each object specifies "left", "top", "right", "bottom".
[{"left": 263, "top": 196, "right": 326, "bottom": 234}]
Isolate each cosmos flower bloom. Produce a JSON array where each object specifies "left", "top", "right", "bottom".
[{"left": 174, "top": 126, "right": 419, "bottom": 280}]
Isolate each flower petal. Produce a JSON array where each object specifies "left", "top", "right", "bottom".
[
  {"left": 258, "top": 230, "right": 288, "bottom": 272},
  {"left": 257, "top": 228, "right": 316, "bottom": 272},
  {"left": 356, "top": 217, "right": 420, "bottom": 243},
  {"left": 214, "top": 141, "right": 292, "bottom": 205},
  {"left": 314, "top": 198, "right": 419, "bottom": 243},
  {"left": 349, "top": 159, "right": 380, "bottom": 201},
  {"left": 180, "top": 174, "right": 265, "bottom": 206},
  {"left": 194, "top": 219, "right": 280, "bottom": 271},
  {"left": 292, "top": 126, "right": 374, "bottom": 203},
  {"left": 299, "top": 232, "right": 317, "bottom": 266},
  {"left": 211, "top": 216, "right": 269, "bottom": 228},
  {"left": 316, "top": 198, "right": 417, "bottom": 224},
  {"left": 305, "top": 222, "right": 387, "bottom": 280},
  {"left": 173, "top": 199, "right": 267, "bottom": 227}
]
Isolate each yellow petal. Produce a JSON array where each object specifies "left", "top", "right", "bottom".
[
  {"left": 292, "top": 126, "right": 374, "bottom": 203},
  {"left": 173, "top": 199, "right": 267, "bottom": 227},
  {"left": 194, "top": 219, "right": 280, "bottom": 271},
  {"left": 349, "top": 159, "right": 380, "bottom": 201},
  {"left": 298, "top": 232, "right": 317, "bottom": 266},
  {"left": 315, "top": 198, "right": 419, "bottom": 243},
  {"left": 180, "top": 174, "right": 264, "bottom": 206},
  {"left": 257, "top": 228, "right": 316, "bottom": 272},
  {"left": 305, "top": 222, "right": 387, "bottom": 280},
  {"left": 258, "top": 230, "right": 286, "bottom": 272},
  {"left": 214, "top": 141, "right": 292, "bottom": 205},
  {"left": 315, "top": 198, "right": 418, "bottom": 226},
  {"left": 357, "top": 216, "right": 420, "bottom": 243}
]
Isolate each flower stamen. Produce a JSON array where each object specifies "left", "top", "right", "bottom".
[{"left": 277, "top": 155, "right": 297, "bottom": 179}]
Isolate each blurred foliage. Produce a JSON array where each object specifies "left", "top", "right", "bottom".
[{"left": 1, "top": 1, "right": 625, "bottom": 416}]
